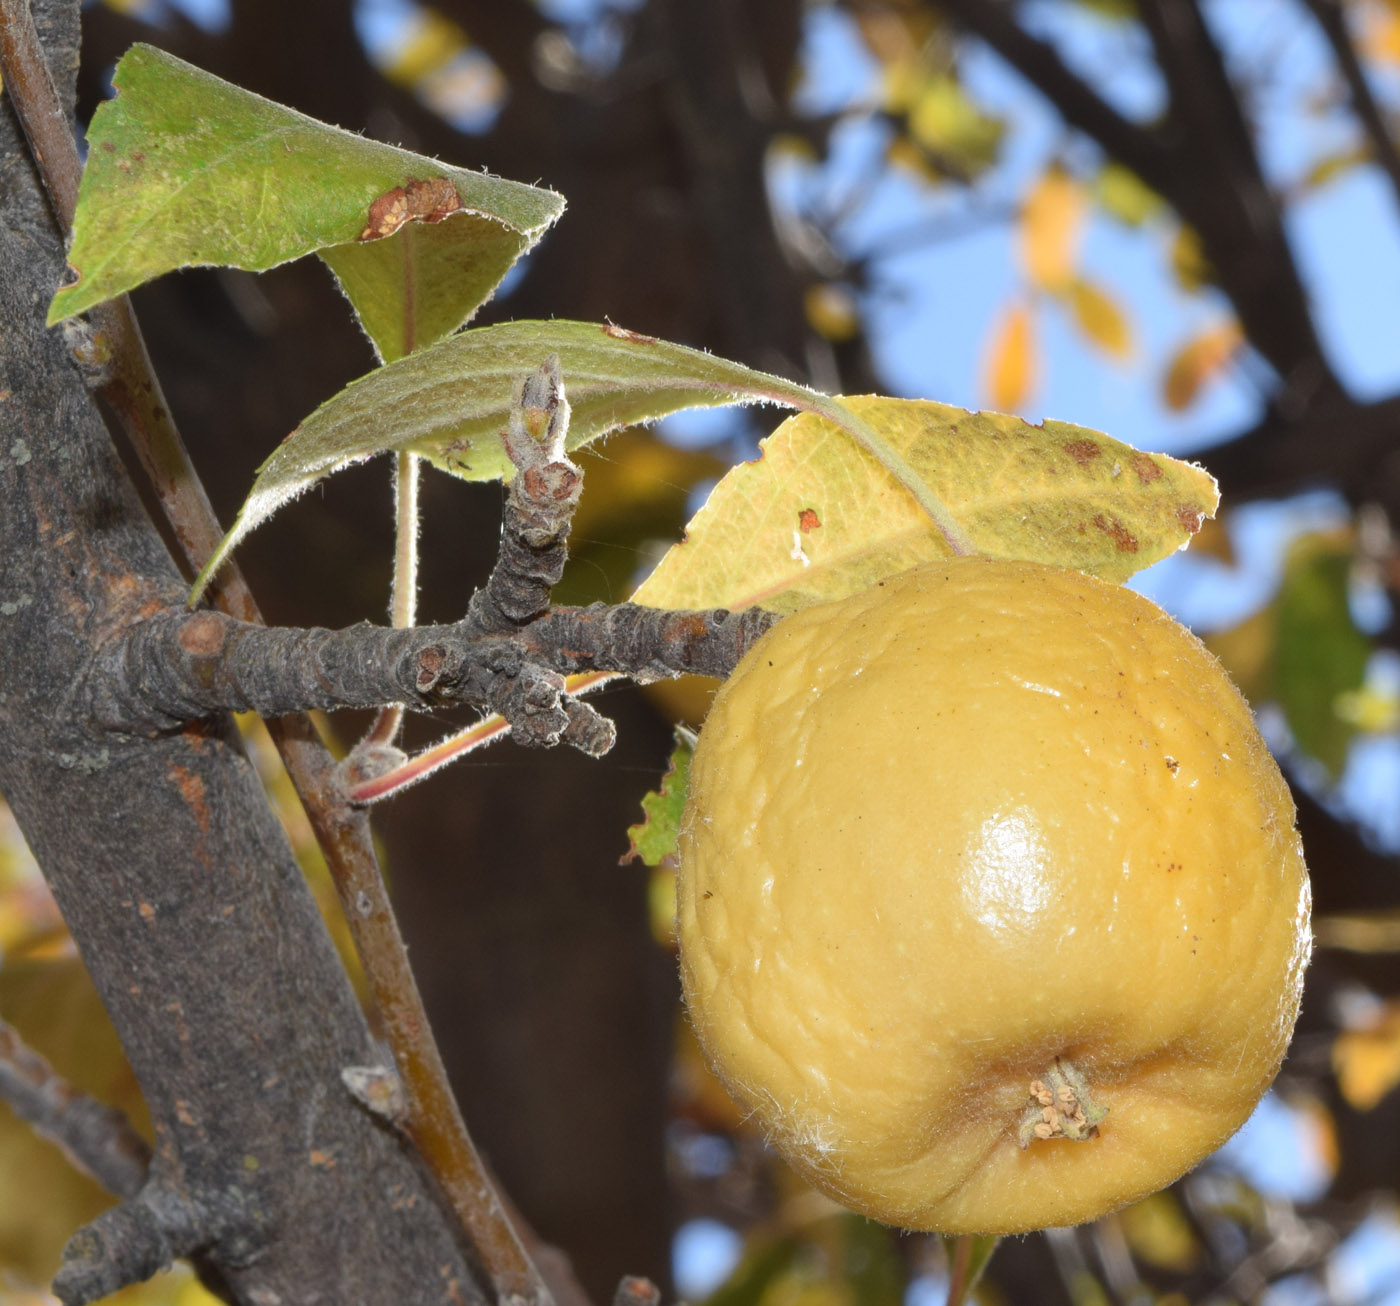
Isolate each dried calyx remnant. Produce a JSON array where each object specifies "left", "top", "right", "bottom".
[
  {"left": 95, "top": 355, "right": 780, "bottom": 758},
  {"left": 1017, "top": 1058, "right": 1108, "bottom": 1148}
]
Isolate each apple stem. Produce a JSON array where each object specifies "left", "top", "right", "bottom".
[{"left": 1016, "top": 1058, "right": 1108, "bottom": 1149}]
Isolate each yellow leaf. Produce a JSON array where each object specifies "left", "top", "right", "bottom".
[
  {"left": 1334, "top": 1000, "right": 1400, "bottom": 1110},
  {"left": 1204, "top": 605, "right": 1276, "bottom": 705},
  {"left": 1300, "top": 147, "right": 1372, "bottom": 194},
  {"left": 906, "top": 74, "right": 1004, "bottom": 176},
  {"left": 984, "top": 302, "right": 1035, "bottom": 411},
  {"left": 1188, "top": 511, "right": 1234, "bottom": 564},
  {"left": 634, "top": 395, "right": 1218, "bottom": 613},
  {"left": 804, "top": 283, "right": 862, "bottom": 342},
  {"left": 1094, "top": 162, "right": 1163, "bottom": 226},
  {"left": 382, "top": 8, "right": 469, "bottom": 89},
  {"left": 885, "top": 133, "right": 944, "bottom": 186},
  {"left": 0, "top": 957, "right": 151, "bottom": 1285},
  {"left": 1170, "top": 224, "right": 1212, "bottom": 292},
  {"left": 1336, "top": 684, "right": 1400, "bottom": 732},
  {"left": 1020, "top": 165, "right": 1086, "bottom": 291},
  {"left": 856, "top": 8, "right": 940, "bottom": 64},
  {"left": 1068, "top": 278, "right": 1133, "bottom": 359},
  {"left": 1116, "top": 1192, "right": 1200, "bottom": 1272},
  {"left": 1162, "top": 321, "right": 1243, "bottom": 411},
  {"left": 1362, "top": 6, "right": 1400, "bottom": 62}
]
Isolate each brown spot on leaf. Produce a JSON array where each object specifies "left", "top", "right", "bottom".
[
  {"left": 1092, "top": 513, "right": 1139, "bottom": 553},
  {"left": 798, "top": 507, "right": 821, "bottom": 533},
  {"left": 602, "top": 322, "right": 659, "bottom": 344},
  {"left": 1130, "top": 452, "right": 1163, "bottom": 484},
  {"left": 1064, "top": 438, "right": 1101, "bottom": 465},
  {"left": 101, "top": 141, "right": 116, "bottom": 153},
  {"left": 1176, "top": 504, "right": 1205, "bottom": 534},
  {"left": 358, "top": 177, "right": 464, "bottom": 241}
]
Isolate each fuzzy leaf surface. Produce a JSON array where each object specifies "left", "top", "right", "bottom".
[
  {"left": 634, "top": 397, "right": 1218, "bottom": 613},
  {"left": 47, "top": 45, "right": 563, "bottom": 360},
  {"left": 190, "top": 320, "right": 870, "bottom": 601}
]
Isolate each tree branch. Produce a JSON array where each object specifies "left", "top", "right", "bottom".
[
  {"left": 97, "top": 355, "right": 776, "bottom": 754},
  {"left": 0, "top": 1018, "right": 150, "bottom": 1199},
  {"left": 928, "top": 0, "right": 1174, "bottom": 192},
  {"left": 934, "top": 0, "right": 1336, "bottom": 397},
  {"left": 1301, "top": 0, "right": 1400, "bottom": 218},
  {"left": 1136, "top": 0, "right": 1335, "bottom": 394},
  {"left": 93, "top": 602, "right": 777, "bottom": 740},
  {"left": 0, "top": 7, "right": 555, "bottom": 1301}
]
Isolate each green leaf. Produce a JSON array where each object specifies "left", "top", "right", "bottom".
[
  {"left": 48, "top": 45, "right": 563, "bottom": 361},
  {"left": 633, "top": 397, "right": 1219, "bottom": 613},
  {"left": 1275, "top": 532, "right": 1370, "bottom": 777},
  {"left": 621, "top": 735, "right": 693, "bottom": 867},
  {"left": 190, "top": 320, "right": 890, "bottom": 603}
]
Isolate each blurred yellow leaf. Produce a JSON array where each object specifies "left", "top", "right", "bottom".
[
  {"left": 1292, "top": 1092, "right": 1340, "bottom": 1181},
  {"left": 1204, "top": 605, "right": 1276, "bottom": 706},
  {"left": 0, "top": 957, "right": 150, "bottom": 1286},
  {"left": 1094, "top": 162, "right": 1163, "bottom": 226},
  {"left": 1188, "top": 511, "right": 1234, "bottom": 564},
  {"left": 803, "top": 283, "right": 862, "bottom": 343},
  {"left": 1314, "top": 910, "right": 1400, "bottom": 952},
  {"left": 1170, "top": 224, "right": 1212, "bottom": 292},
  {"left": 1068, "top": 277, "right": 1133, "bottom": 358},
  {"left": 1162, "top": 321, "right": 1242, "bottom": 410},
  {"left": 985, "top": 301, "right": 1035, "bottom": 411},
  {"left": 1336, "top": 683, "right": 1400, "bottom": 732},
  {"left": 643, "top": 675, "right": 721, "bottom": 729},
  {"left": 1362, "top": 5, "right": 1400, "bottom": 62},
  {"left": 905, "top": 74, "right": 1004, "bottom": 176},
  {"left": 382, "top": 7, "right": 469, "bottom": 88},
  {"left": 855, "top": 7, "right": 940, "bottom": 64},
  {"left": 1116, "top": 1192, "right": 1201, "bottom": 1272},
  {"left": 1021, "top": 165, "right": 1087, "bottom": 291},
  {"left": 1334, "top": 1000, "right": 1400, "bottom": 1110},
  {"left": 1299, "top": 147, "right": 1372, "bottom": 194},
  {"left": 635, "top": 395, "right": 1218, "bottom": 614},
  {"left": 884, "top": 133, "right": 943, "bottom": 187}
]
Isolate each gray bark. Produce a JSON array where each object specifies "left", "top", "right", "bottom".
[{"left": 0, "top": 3, "right": 486, "bottom": 1301}]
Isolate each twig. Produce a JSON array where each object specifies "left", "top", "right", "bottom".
[
  {"left": 94, "top": 602, "right": 776, "bottom": 738},
  {"left": 0, "top": 11, "right": 554, "bottom": 1303},
  {"left": 1301, "top": 0, "right": 1400, "bottom": 217},
  {"left": 0, "top": 1017, "right": 150, "bottom": 1199},
  {"left": 467, "top": 355, "right": 581, "bottom": 633}
]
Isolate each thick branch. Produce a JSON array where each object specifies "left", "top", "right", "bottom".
[
  {"left": 0, "top": 1018, "right": 150, "bottom": 1199},
  {"left": 1137, "top": 0, "right": 1335, "bottom": 393}
]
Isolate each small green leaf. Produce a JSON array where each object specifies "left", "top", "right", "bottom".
[
  {"left": 190, "top": 320, "right": 853, "bottom": 602},
  {"left": 1275, "top": 532, "right": 1370, "bottom": 777},
  {"left": 621, "top": 736, "right": 693, "bottom": 867},
  {"left": 48, "top": 45, "right": 563, "bottom": 361},
  {"left": 634, "top": 397, "right": 1219, "bottom": 613}
]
